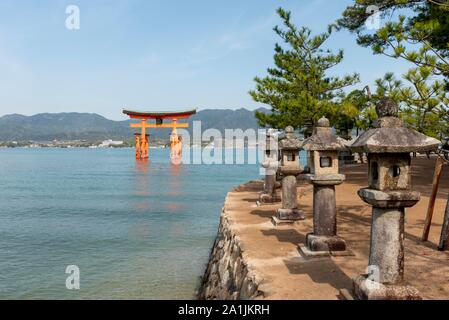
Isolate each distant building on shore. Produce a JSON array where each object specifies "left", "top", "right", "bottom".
[{"left": 98, "top": 140, "right": 124, "bottom": 148}]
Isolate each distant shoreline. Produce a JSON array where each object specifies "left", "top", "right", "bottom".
[{"left": 0, "top": 146, "right": 261, "bottom": 150}]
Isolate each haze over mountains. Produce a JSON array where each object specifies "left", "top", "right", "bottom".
[{"left": 0, "top": 108, "right": 268, "bottom": 141}]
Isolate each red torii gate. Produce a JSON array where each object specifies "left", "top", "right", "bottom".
[{"left": 123, "top": 109, "right": 196, "bottom": 163}]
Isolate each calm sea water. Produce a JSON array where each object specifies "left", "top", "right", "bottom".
[{"left": 0, "top": 148, "right": 262, "bottom": 299}]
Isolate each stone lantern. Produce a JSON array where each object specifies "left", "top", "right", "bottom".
[
  {"left": 348, "top": 98, "right": 440, "bottom": 300},
  {"left": 272, "top": 126, "right": 305, "bottom": 225},
  {"left": 259, "top": 129, "right": 281, "bottom": 204},
  {"left": 300, "top": 117, "right": 349, "bottom": 256}
]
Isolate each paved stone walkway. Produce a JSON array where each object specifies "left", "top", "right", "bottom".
[{"left": 225, "top": 156, "right": 449, "bottom": 299}]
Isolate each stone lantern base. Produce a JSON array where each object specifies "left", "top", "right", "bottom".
[
  {"left": 348, "top": 275, "right": 422, "bottom": 300},
  {"left": 258, "top": 193, "right": 281, "bottom": 205},
  {"left": 272, "top": 208, "right": 305, "bottom": 226},
  {"left": 306, "top": 233, "right": 346, "bottom": 251},
  {"left": 298, "top": 234, "right": 353, "bottom": 257}
]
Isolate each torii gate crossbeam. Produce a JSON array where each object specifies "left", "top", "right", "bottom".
[{"left": 123, "top": 109, "right": 196, "bottom": 163}]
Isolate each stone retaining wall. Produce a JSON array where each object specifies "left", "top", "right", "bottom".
[{"left": 197, "top": 195, "right": 263, "bottom": 300}]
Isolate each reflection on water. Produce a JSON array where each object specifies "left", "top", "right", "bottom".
[
  {"left": 168, "top": 164, "right": 182, "bottom": 198},
  {"left": 167, "top": 203, "right": 182, "bottom": 212},
  {"left": 135, "top": 159, "right": 149, "bottom": 173},
  {"left": 132, "top": 221, "right": 151, "bottom": 240},
  {"left": 134, "top": 160, "right": 150, "bottom": 211},
  {"left": 134, "top": 160, "right": 150, "bottom": 196}
]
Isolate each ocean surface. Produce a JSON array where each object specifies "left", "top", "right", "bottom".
[{"left": 0, "top": 147, "right": 265, "bottom": 299}]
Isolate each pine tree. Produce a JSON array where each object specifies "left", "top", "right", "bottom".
[
  {"left": 400, "top": 67, "right": 449, "bottom": 138},
  {"left": 335, "top": 88, "right": 375, "bottom": 139},
  {"left": 337, "top": 0, "right": 449, "bottom": 80},
  {"left": 250, "top": 8, "right": 359, "bottom": 137},
  {"left": 338, "top": 1, "right": 449, "bottom": 137},
  {"left": 374, "top": 70, "right": 449, "bottom": 139}
]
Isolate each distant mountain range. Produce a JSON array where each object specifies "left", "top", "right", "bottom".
[{"left": 0, "top": 108, "right": 269, "bottom": 141}]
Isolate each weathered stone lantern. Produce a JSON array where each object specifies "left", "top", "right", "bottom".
[
  {"left": 300, "top": 117, "right": 348, "bottom": 255},
  {"left": 272, "top": 126, "right": 305, "bottom": 225},
  {"left": 259, "top": 129, "right": 281, "bottom": 204},
  {"left": 348, "top": 98, "right": 440, "bottom": 300}
]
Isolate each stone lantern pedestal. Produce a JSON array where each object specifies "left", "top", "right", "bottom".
[
  {"left": 272, "top": 126, "right": 305, "bottom": 226},
  {"left": 258, "top": 167, "right": 281, "bottom": 204},
  {"left": 342, "top": 98, "right": 440, "bottom": 300},
  {"left": 275, "top": 168, "right": 304, "bottom": 220},
  {"left": 258, "top": 130, "right": 281, "bottom": 205},
  {"left": 302, "top": 174, "right": 348, "bottom": 256},
  {"left": 352, "top": 188, "right": 422, "bottom": 300},
  {"left": 299, "top": 117, "right": 351, "bottom": 256}
]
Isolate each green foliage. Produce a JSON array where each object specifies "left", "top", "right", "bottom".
[
  {"left": 412, "top": 1, "right": 449, "bottom": 55},
  {"left": 250, "top": 8, "right": 359, "bottom": 137},
  {"left": 337, "top": 1, "right": 449, "bottom": 80},
  {"left": 375, "top": 69, "right": 449, "bottom": 138},
  {"left": 335, "top": 88, "right": 377, "bottom": 138},
  {"left": 400, "top": 67, "right": 449, "bottom": 138},
  {"left": 338, "top": 0, "right": 449, "bottom": 137},
  {"left": 374, "top": 72, "right": 402, "bottom": 100}
]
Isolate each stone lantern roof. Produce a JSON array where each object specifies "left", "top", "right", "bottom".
[
  {"left": 302, "top": 117, "right": 347, "bottom": 151},
  {"left": 351, "top": 98, "right": 440, "bottom": 153},
  {"left": 279, "top": 126, "right": 302, "bottom": 150}
]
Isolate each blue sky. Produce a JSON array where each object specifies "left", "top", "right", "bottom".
[{"left": 0, "top": 0, "right": 411, "bottom": 120}]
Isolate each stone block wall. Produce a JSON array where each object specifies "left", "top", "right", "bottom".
[{"left": 197, "top": 202, "right": 263, "bottom": 300}]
